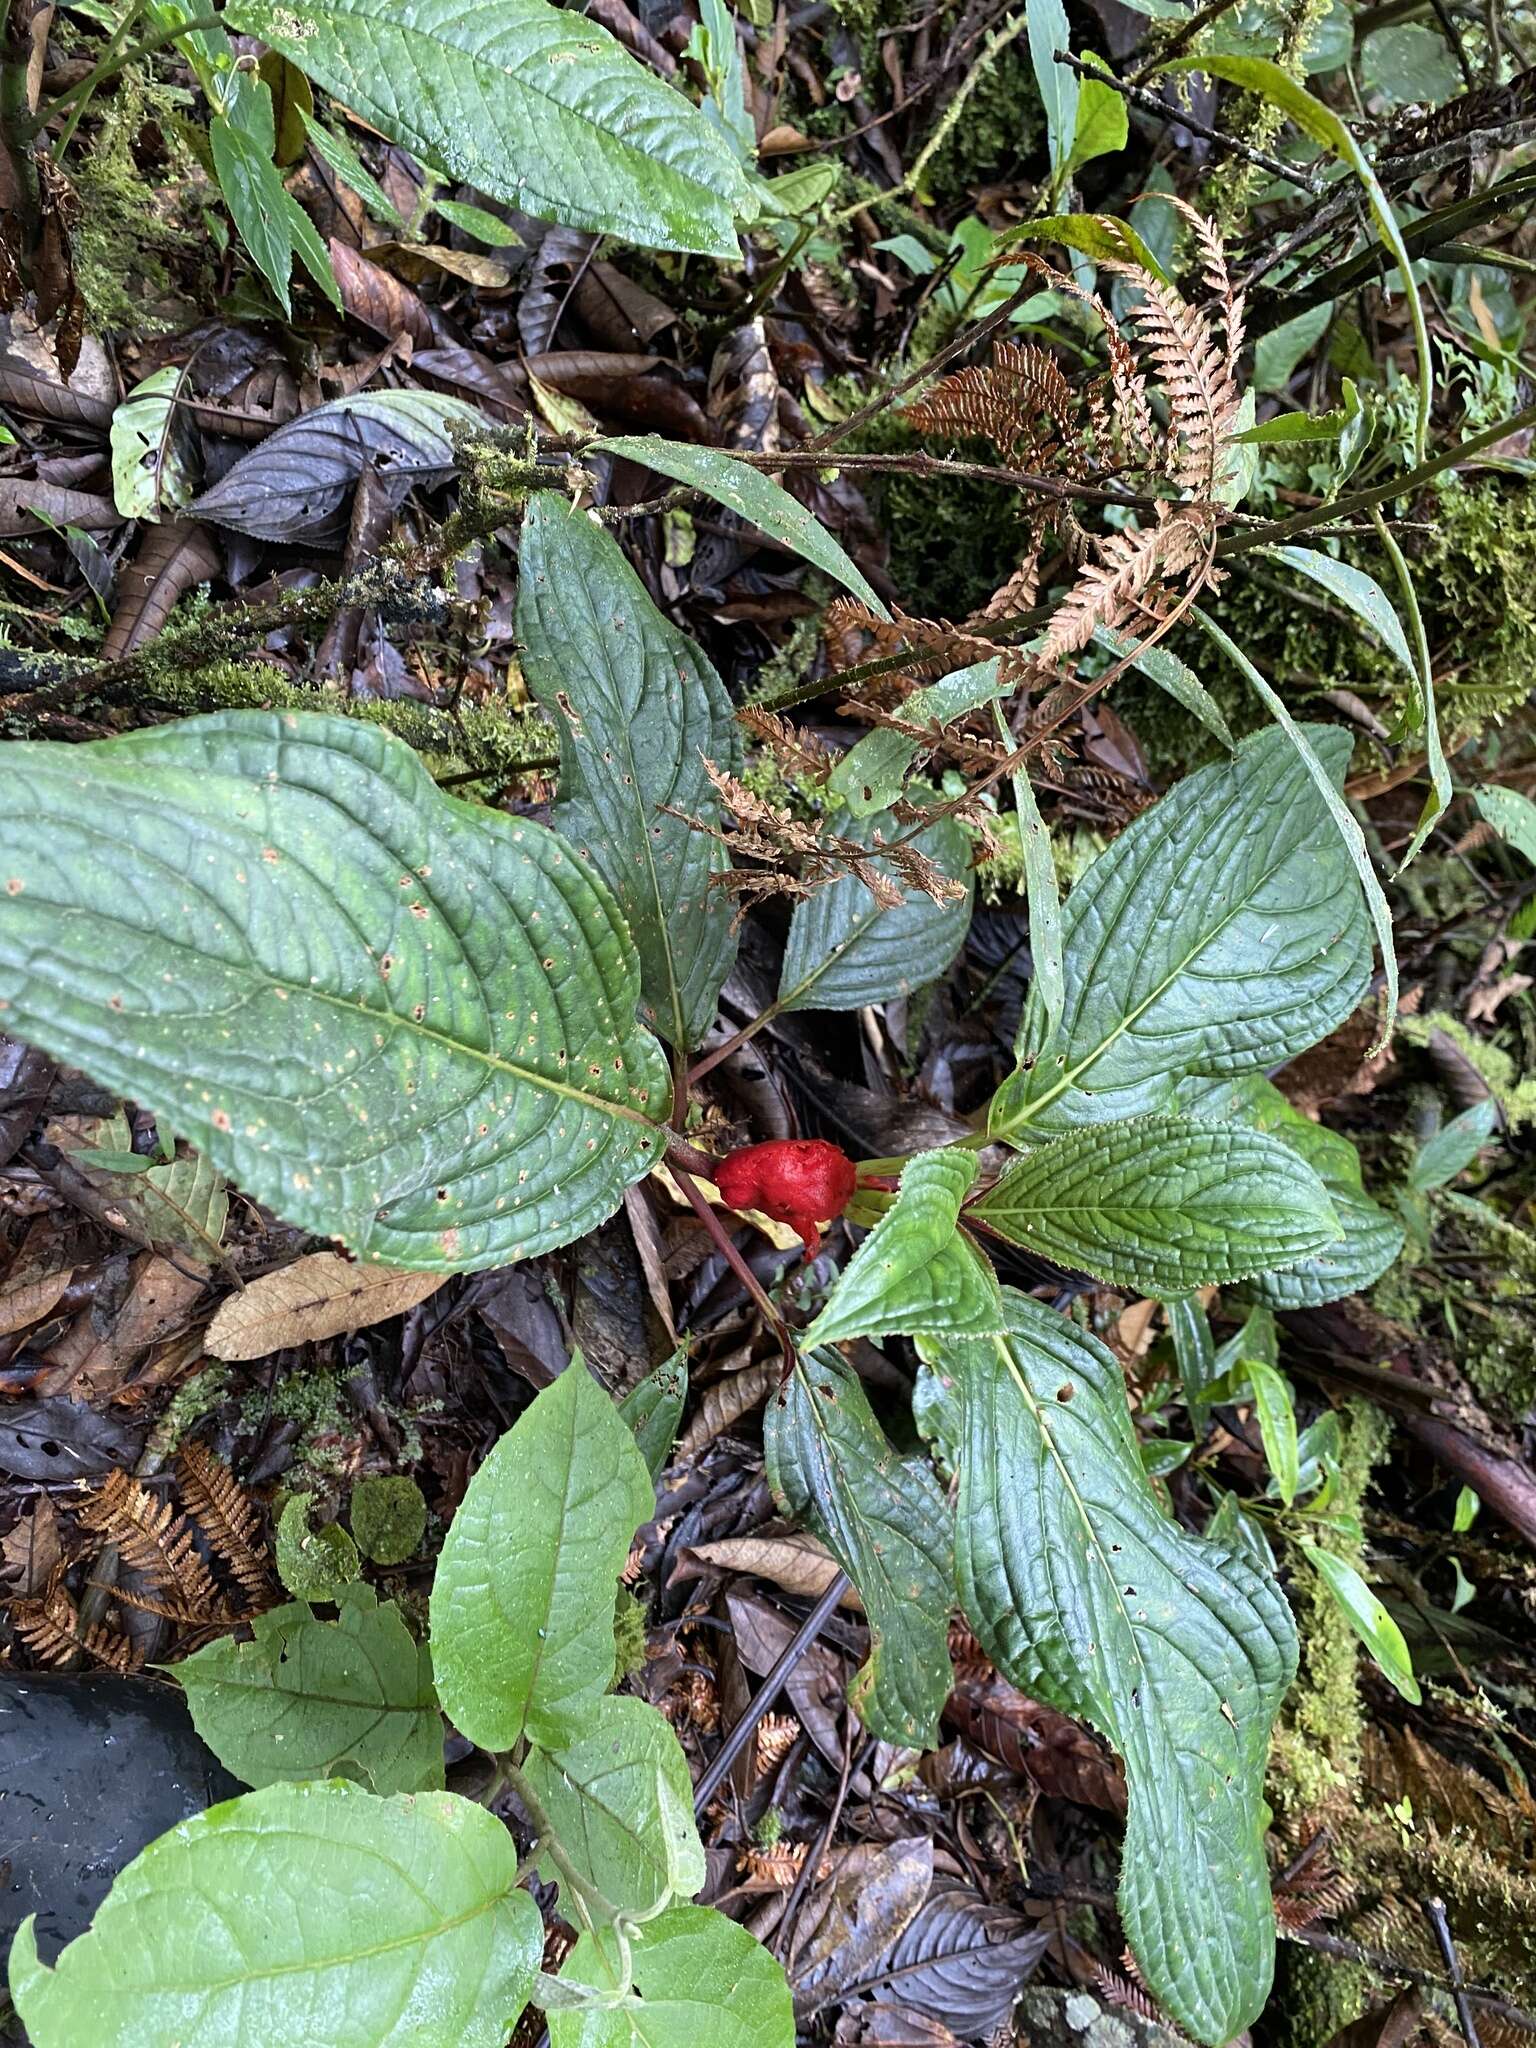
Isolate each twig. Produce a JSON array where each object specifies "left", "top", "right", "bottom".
[
  {"left": 669, "top": 1162, "right": 797, "bottom": 1368},
  {"left": 691, "top": 1571, "right": 851, "bottom": 1813},
  {"left": 1052, "top": 49, "right": 1323, "bottom": 191},
  {"left": 1125, "top": 0, "right": 1252, "bottom": 84}
]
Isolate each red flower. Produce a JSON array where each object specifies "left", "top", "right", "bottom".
[{"left": 714, "top": 1139, "right": 858, "bottom": 1259}]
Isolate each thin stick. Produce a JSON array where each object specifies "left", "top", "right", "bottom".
[
  {"left": 1052, "top": 49, "right": 1323, "bottom": 191},
  {"left": 692, "top": 1571, "right": 851, "bottom": 1812},
  {"left": 1424, "top": 1896, "right": 1484, "bottom": 2048}
]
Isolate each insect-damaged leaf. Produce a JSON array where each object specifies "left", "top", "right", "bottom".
[
  {"left": 9, "top": 1781, "right": 542, "bottom": 2048},
  {"left": 430, "top": 1360, "right": 654, "bottom": 1751},
  {"left": 936, "top": 1291, "right": 1297, "bottom": 2044},
  {"left": 517, "top": 494, "right": 740, "bottom": 1050},
  {"left": 0, "top": 713, "right": 670, "bottom": 1272},
  {"left": 224, "top": 0, "right": 752, "bottom": 259},
  {"left": 176, "top": 1583, "right": 444, "bottom": 1794},
  {"left": 991, "top": 725, "right": 1370, "bottom": 1138},
  {"left": 766, "top": 1349, "right": 954, "bottom": 1748},
  {"left": 189, "top": 390, "right": 487, "bottom": 543}
]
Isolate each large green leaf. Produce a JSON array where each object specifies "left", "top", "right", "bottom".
[
  {"left": 9, "top": 1781, "right": 542, "bottom": 2048},
  {"left": 549, "top": 1906, "right": 794, "bottom": 2048},
  {"left": 522, "top": 1695, "right": 705, "bottom": 1915},
  {"left": 223, "top": 0, "right": 751, "bottom": 259},
  {"left": 766, "top": 1349, "right": 954, "bottom": 1746},
  {"left": 990, "top": 725, "right": 1370, "bottom": 1137},
  {"left": 1175, "top": 1075, "right": 1404, "bottom": 1306},
  {"left": 802, "top": 1148, "right": 1002, "bottom": 1348},
  {"left": 590, "top": 437, "right": 888, "bottom": 616},
  {"left": 940, "top": 1292, "right": 1297, "bottom": 2043},
  {"left": 517, "top": 495, "right": 739, "bottom": 1051},
  {"left": 430, "top": 1359, "right": 654, "bottom": 1752},
  {"left": 0, "top": 713, "right": 669, "bottom": 1272},
  {"left": 970, "top": 1114, "right": 1339, "bottom": 1293},
  {"left": 778, "top": 808, "right": 974, "bottom": 1012},
  {"left": 175, "top": 1584, "right": 443, "bottom": 1795}
]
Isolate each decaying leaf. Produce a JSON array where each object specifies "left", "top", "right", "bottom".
[{"left": 205, "top": 1253, "right": 449, "bottom": 1360}]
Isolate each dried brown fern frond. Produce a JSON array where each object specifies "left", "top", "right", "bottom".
[
  {"left": 905, "top": 339, "right": 1082, "bottom": 475},
  {"left": 78, "top": 1470, "right": 220, "bottom": 1614},
  {"left": 736, "top": 706, "right": 836, "bottom": 786},
  {"left": 1106, "top": 269, "right": 1241, "bottom": 496},
  {"left": 967, "top": 533, "right": 1044, "bottom": 628},
  {"left": 1038, "top": 503, "right": 1217, "bottom": 665},
  {"left": 176, "top": 1441, "right": 271, "bottom": 1607},
  {"left": 12, "top": 1583, "right": 142, "bottom": 1673},
  {"left": 1273, "top": 1873, "right": 1358, "bottom": 1931},
  {"left": 825, "top": 597, "right": 1024, "bottom": 688},
  {"left": 1095, "top": 1960, "right": 1169, "bottom": 2029}
]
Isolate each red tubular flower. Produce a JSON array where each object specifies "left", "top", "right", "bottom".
[{"left": 713, "top": 1138, "right": 858, "bottom": 1259}]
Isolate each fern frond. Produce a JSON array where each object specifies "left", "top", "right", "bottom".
[
  {"left": 78, "top": 1470, "right": 220, "bottom": 1611},
  {"left": 1039, "top": 506, "right": 1215, "bottom": 663},
  {"left": 13, "top": 1585, "right": 142, "bottom": 1673},
  {"left": 176, "top": 1442, "right": 270, "bottom": 1606}
]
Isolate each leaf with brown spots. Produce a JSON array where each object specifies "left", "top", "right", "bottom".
[{"left": 206, "top": 1251, "right": 448, "bottom": 1359}]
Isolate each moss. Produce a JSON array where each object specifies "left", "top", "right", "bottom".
[
  {"left": 1266, "top": 1945, "right": 1371, "bottom": 2048},
  {"left": 1269, "top": 1399, "right": 1394, "bottom": 1818},
  {"left": 918, "top": 47, "right": 1044, "bottom": 212},
  {"left": 72, "top": 76, "right": 213, "bottom": 335},
  {"left": 350, "top": 1476, "right": 427, "bottom": 1565},
  {"left": 612, "top": 1585, "right": 649, "bottom": 1686},
  {"left": 1394, "top": 1012, "right": 1536, "bottom": 1132},
  {"left": 275, "top": 1491, "right": 362, "bottom": 1601}
]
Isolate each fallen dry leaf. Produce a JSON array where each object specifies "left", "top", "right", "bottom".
[
  {"left": 0, "top": 1494, "right": 62, "bottom": 1597},
  {"left": 206, "top": 1253, "right": 448, "bottom": 1360},
  {"left": 677, "top": 1529, "right": 854, "bottom": 1604}
]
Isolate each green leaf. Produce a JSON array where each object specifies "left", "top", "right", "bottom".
[
  {"left": 972, "top": 1114, "right": 1338, "bottom": 1292},
  {"left": 1065, "top": 71, "right": 1128, "bottom": 180},
  {"left": 941, "top": 1292, "right": 1297, "bottom": 2043},
  {"left": 1191, "top": 609, "right": 1397, "bottom": 1044},
  {"left": 990, "top": 724, "right": 1371, "bottom": 1138},
  {"left": 549, "top": 1906, "right": 794, "bottom": 2048},
  {"left": 1474, "top": 782, "right": 1536, "bottom": 865},
  {"left": 1251, "top": 303, "right": 1332, "bottom": 396},
  {"left": 1266, "top": 538, "right": 1449, "bottom": 866},
  {"left": 516, "top": 494, "right": 740, "bottom": 1052},
  {"left": 522, "top": 1695, "right": 705, "bottom": 1914},
  {"left": 1027, "top": 0, "right": 1077, "bottom": 179},
  {"left": 1158, "top": 55, "right": 1431, "bottom": 460},
  {"left": 620, "top": 1348, "right": 689, "bottom": 1482},
  {"left": 276, "top": 1491, "right": 362, "bottom": 1601},
  {"left": 589, "top": 437, "right": 889, "bottom": 617},
  {"left": 1300, "top": 1542, "right": 1421, "bottom": 1703},
  {"left": 1233, "top": 402, "right": 1357, "bottom": 445},
  {"left": 1166, "top": 1293, "right": 1218, "bottom": 1431},
  {"left": 72, "top": 1131, "right": 229, "bottom": 1265},
  {"left": 224, "top": 0, "right": 752, "bottom": 259},
  {"left": 1174, "top": 1073, "right": 1404, "bottom": 1307},
  {"left": 1452, "top": 1485, "right": 1479, "bottom": 1534},
  {"left": 766, "top": 1350, "right": 954, "bottom": 1747},
  {"left": 1361, "top": 22, "right": 1460, "bottom": 105},
  {"left": 432, "top": 197, "right": 522, "bottom": 245},
  {"left": 828, "top": 658, "right": 1007, "bottom": 817},
  {"left": 1248, "top": 1355, "right": 1300, "bottom": 1507},
  {"left": 300, "top": 110, "right": 405, "bottom": 227},
  {"left": 9, "top": 1781, "right": 542, "bottom": 2048},
  {"left": 430, "top": 1359, "right": 654, "bottom": 1751},
  {"left": 110, "top": 368, "right": 198, "bottom": 521},
  {"left": 803, "top": 1148, "right": 1002, "bottom": 1348},
  {"left": 1409, "top": 1098, "right": 1498, "bottom": 1191},
  {"left": 777, "top": 807, "right": 974, "bottom": 1012},
  {"left": 1008, "top": 729, "right": 1066, "bottom": 1055},
  {"left": 176, "top": 1584, "right": 444, "bottom": 1794},
  {"left": 0, "top": 713, "right": 670, "bottom": 1271},
  {"left": 1094, "top": 627, "right": 1234, "bottom": 749},
  {"left": 210, "top": 108, "right": 340, "bottom": 317}
]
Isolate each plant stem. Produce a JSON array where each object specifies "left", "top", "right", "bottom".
[
  {"left": 503, "top": 1760, "right": 626, "bottom": 1930},
  {"left": 669, "top": 1161, "right": 797, "bottom": 1367},
  {"left": 20, "top": 12, "right": 223, "bottom": 136},
  {"left": 686, "top": 1000, "right": 785, "bottom": 1085}
]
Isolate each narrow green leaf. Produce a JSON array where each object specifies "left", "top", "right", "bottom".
[
  {"left": 0, "top": 713, "right": 670, "bottom": 1271},
  {"left": 430, "top": 1359, "right": 654, "bottom": 1751},
  {"left": 1159, "top": 55, "right": 1431, "bottom": 460},
  {"left": 9, "top": 1782, "right": 542, "bottom": 2048},
  {"left": 433, "top": 198, "right": 522, "bottom": 245},
  {"left": 942, "top": 1292, "right": 1297, "bottom": 2043},
  {"left": 996, "top": 211, "right": 1175, "bottom": 287},
  {"left": 765, "top": 1350, "right": 954, "bottom": 1748},
  {"left": 778, "top": 807, "right": 974, "bottom": 1012},
  {"left": 175, "top": 1584, "right": 443, "bottom": 1794},
  {"left": 1174, "top": 1073, "right": 1404, "bottom": 1306},
  {"left": 1300, "top": 1542, "right": 1422, "bottom": 1703},
  {"left": 802, "top": 1148, "right": 1002, "bottom": 1349},
  {"left": 549, "top": 1907, "right": 795, "bottom": 2048},
  {"left": 1094, "top": 626, "right": 1234, "bottom": 749},
  {"left": 1165, "top": 1293, "right": 1218, "bottom": 1432},
  {"left": 1027, "top": 0, "right": 1078, "bottom": 178},
  {"left": 517, "top": 494, "right": 740, "bottom": 1050},
  {"left": 300, "top": 110, "right": 405, "bottom": 227},
  {"left": 829, "top": 657, "right": 1007, "bottom": 817},
  {"left": 1408, "top": 1098, "right": 1497, "bottom": 1191},
  {"left": 1001, "top": 701, "right": 1067, "bottom": 1057},
  {"left": 1474, "top": 782, "right": 1536, "bottom": 865},
  {"left": 1265, "top": 546, "right": 1414, "bottom": 675},
  {"left": 1452, "top": 1485, "right": 1479, "bottom": 1533},
  {"left": 1232, "top": 403, "right": 1357, "bottom": 445},
  {"left": 620, "top": 1348, "right": 689, "bottom": 1482},
  {"left": 990, "top": 723, "right": 1371, "bottom": 1138},
  {"left": 225, "top": 0, "right": 752, "bottom": 258},
  {"left": 210, "top": 111, "right": 340, "bottom": 315},
  {"left": 1248, "top": 1356, "right": 1300, "bottom": 1507},
  {"left": 590, "top": 437, "right": 889, "bottom": 616},
  {"left": 1191, "top": 607, "right": 1396, "bottom": 1049},
  {"left": 522, "top": 1695, "right": 705, "bottom": 1915},
  {"left": 972, "top": 1114, "right": 1338, "bottom": 1292}
]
